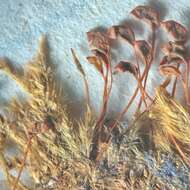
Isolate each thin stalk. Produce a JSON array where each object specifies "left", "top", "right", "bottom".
[
  {"left": 89, "top": 69, "right": 108, "bottom": 161},
  {"left": 172, "top": 63, "right": 180, "bottom": 97},
  {"left": 95, "top": 62, "right": 109, "bottom": 131},
  {"left": 136, "top": 63, "right": 149, "bottom": 112},
  {"left": 135, "top": 75, "right": 153, "bottom": 102},
  {"left": 185, "top": 60, "right": 190, "bottom": 104},
  {"left": 145, "top": 24, "right": 156, "bottom": 86},
  {"left": 177, "top": 57, "right": 190, "bottom": 104},
  {"left": 177, "top": 58, "right": 190, "bottom": 104},
  {"left": 0, "top": 152, "right": 10, "bottom": 183},
  {"left": 122, "top": 39, "right": 152, "bottom": 114},
  {"left": 95, "top": 52, "right": 113, "bottom": 129},
  {"left": 109, "top": 55, "right": 152, "bottom": 132},
  {"left": 83, "top": 75, "right": 91, "bottom": 110},
  {"left": 180, "top": 78, "right": 189, "bottom": 104},
  {"left": 107, "top": 54, "right": 113, "bottom": 103},
  {"left": 71, "top": 48, "right": 91, "bottom": 110},
  {"left": 134, "top": 49, "right": 147, "bottom": 108},
  {"left": 13, "top": 136, "right": 33, "bottom": 190},
  {"left": 137, "top": 24, "right": 156, "bottom": 112},
  {"left": 133, "top": 44, "right": 152, "bottom": 108},
  {"left": 134, "top": 44, "right": 141, "bottom": 78},
  {"left": 89, "top": 54, "right": 112, "bottom": 162},
  {"left": 109, "top": 84, "right": 139, "bottom": 131},
  {"left": 170, "top": 134, "right": 190, "bottom": 165}
]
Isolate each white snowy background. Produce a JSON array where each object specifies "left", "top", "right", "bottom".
[{"left": 0, "top": 0, "right": 190, "bottom": 189}]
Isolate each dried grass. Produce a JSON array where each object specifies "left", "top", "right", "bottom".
[{"left": 131, "top": 86, "right": 190, "bottom": 165}]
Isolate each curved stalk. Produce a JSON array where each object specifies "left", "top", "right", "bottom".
[
  {"left": 180, "top": 77, "right": 189, "bottom": 104},
  {"left": 172, "top": 63, "right": 180, "bottom": 97},
  {"left": 185, "top": 60, "right": 190, "bottom": 104},
  {"left": 109, "top": 52, "right": 153, "bottom": 132},
  {"left": 89, "top": 65, "right": 109, "bottom": 162},
  {"left": 134, "top": 45, "right": 141, "bottom": 78},
  {"left": 107, "top": 55, "right": 113, "bottom": 102},
  {"left": 133, "top": 43, "right": 152, "bottom": 109},
  {"left": 13, "top": 136, "right": 33, "bottom": 190},
  {"left": 96, "top": 51, "right": 113, "bottom": 128},
  {"left": 95, "top": 59, "right": 109, "bottom": 131},
  {"left": 138, "top": 24, "right": 156, "bottom": 112},
  {"left": 89, "top": 53, "right": 113, "bottom": 162},
  {"left": 170, "top": 134, "right": 190, "bottom": 166},
  {"left": 83, "top": 75, "right": 91, "bottom": 111}
]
